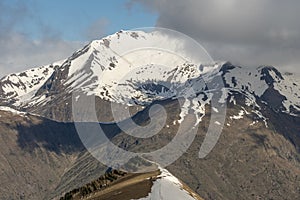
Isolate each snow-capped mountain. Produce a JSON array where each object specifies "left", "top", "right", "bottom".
[
  {"left": 0, "top": 30, "right": 299, "bottom": 200},
  {"left": 0, "top": 30, "right": 299, "bottom": 124},
  {"left": 0, "top": 64, "right": 56, "bottom": 106}
]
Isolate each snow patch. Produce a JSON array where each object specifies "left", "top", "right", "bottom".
[
  {"left": 137, "top": 167, "right": 198, "bottom": 200},
  {"left": 0, "top": 106, "right": 26, "bottom": 115},
  {"left": 215, "top": 121, "right": 221, "bottom": 125},
  {"left": 230, "top": 110, "right": 245, "bottom": 120}
]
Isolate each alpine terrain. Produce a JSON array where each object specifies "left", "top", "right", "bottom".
[{"left": 0, "top": 30, "right": 299, "bottom": 200}]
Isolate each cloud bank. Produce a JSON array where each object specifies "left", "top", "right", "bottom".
[
  {"left": 1, "top": 0, "right": 299, "bottom": 77},
  {"left": 129, "top": 0, "right": 300, "bottom": 73},
  {"left": 0, "top": 1, "right": 86, "bottom": 78}
]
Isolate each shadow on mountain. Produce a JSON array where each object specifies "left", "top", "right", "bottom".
[
  {"left": 15, "top": 95, "right": 182, "bottom": 155},
  {"left": 16, "top": 118, "right": 123, "bottom": 155}
]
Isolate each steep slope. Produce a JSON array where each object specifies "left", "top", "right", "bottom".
[
  {"left": 0, "top": 107, "right": 123, "bottom": 200},
  {"left": 0, "top": 31, "right": 299, "bottom": 125},
  {"left": 0, "top": 88, "right": 299, "bottom": 199},
  {"left": 0, "top": 103, "right": 202, "bottom": 200},
  {"left": 0, "top": 61, "right": 62, "bottom": 107},
  {"left": 110, "top": 98, "right": 300, "bottom": 199},
  {"left": 0, "top": 108, "right": 81, "bottom": 199},
  {"left": 220, "top": 63, "right": 300, "bottom": 115},
  {"left": 0, "top": 30, "right": 299, "bottom": 200},
  {"left": 0, "top": 30, "right": 215, "bottom": 121}
]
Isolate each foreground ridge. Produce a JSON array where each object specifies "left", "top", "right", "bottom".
[{"left": 59, "top": 167, "right": 203, "bottom": 200}]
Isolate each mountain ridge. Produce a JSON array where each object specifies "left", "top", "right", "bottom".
[{"left": 0, "top": 30, "right": 299, "bottom": 199}]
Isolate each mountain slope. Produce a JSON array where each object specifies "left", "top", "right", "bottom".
[
  {"left": 0, "top": 30, "right": 299, "bottom": 200},
  {"left": 108, "top": 96, "right": 300, "bottom": 200},
  {"left": 0, "top": 95, "right": 299, "bottom": 199},
  {"left": 0, "top": 31, "right": 299, "bottom": 123},
  {"left": 0, "top": 106, "right": 203, "bottom": 200},
  {"left": 0, "top": 108, "right": 81, "bottom": 199}
]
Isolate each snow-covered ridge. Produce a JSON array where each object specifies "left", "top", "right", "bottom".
[
  {"left": 137, "top": 167, "right": 200, "bottom": 200},
  {"left": 60, "top": 30, "right": 300, "bottom": 120},
  {"left": 64, "top": 30, "right": 216, "bottom": 98},
  {"left": 222, "top": 63, "right": 300, "bottom": 114},
  {"left": 0, "top": 30, "right": 298, "bottom": 123},
  {"left": 0, "top": 60, "right": 64, "bottom": 106},
  {"left": 274, "top": 71, "right": 300, "bottom": 114}
]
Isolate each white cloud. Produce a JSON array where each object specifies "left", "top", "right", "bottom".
[
  {"left": 128, "top": 0, "right": 300, "bottom": 73},
  {"left": 0, "top": 32, "right": 84, "bottom": 78},
  {"left": 0, "top": 1, "right": 105, "bottom": 78}
]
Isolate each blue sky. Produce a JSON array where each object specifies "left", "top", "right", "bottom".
[
  {"left": 0, "top": 0, "right": 299, "bottom": 77},
  {"left": 7, "top": 0, "right": 157, "bottom": 41},
  {"left": 0, "top": 0, "right": 157, "bottom": 77}
]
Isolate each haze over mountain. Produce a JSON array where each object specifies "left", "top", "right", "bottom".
[{"left": 0, "top": 30, "right": 299, "bottom": 200}]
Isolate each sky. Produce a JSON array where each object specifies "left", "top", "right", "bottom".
[
  {"left": 0, "top": 0, "right": 299, "bottom": 77},
  {"left": 0, "top": 0, "right": 157, "bottom": 77}
]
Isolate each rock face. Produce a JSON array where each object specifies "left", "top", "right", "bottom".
[{"left": 0, "top": 30, "right": 299, "bottom": 199}]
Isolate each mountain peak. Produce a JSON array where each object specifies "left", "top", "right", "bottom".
[{"left": 0, "top": 30, "right": 299, "bottom": 122}]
